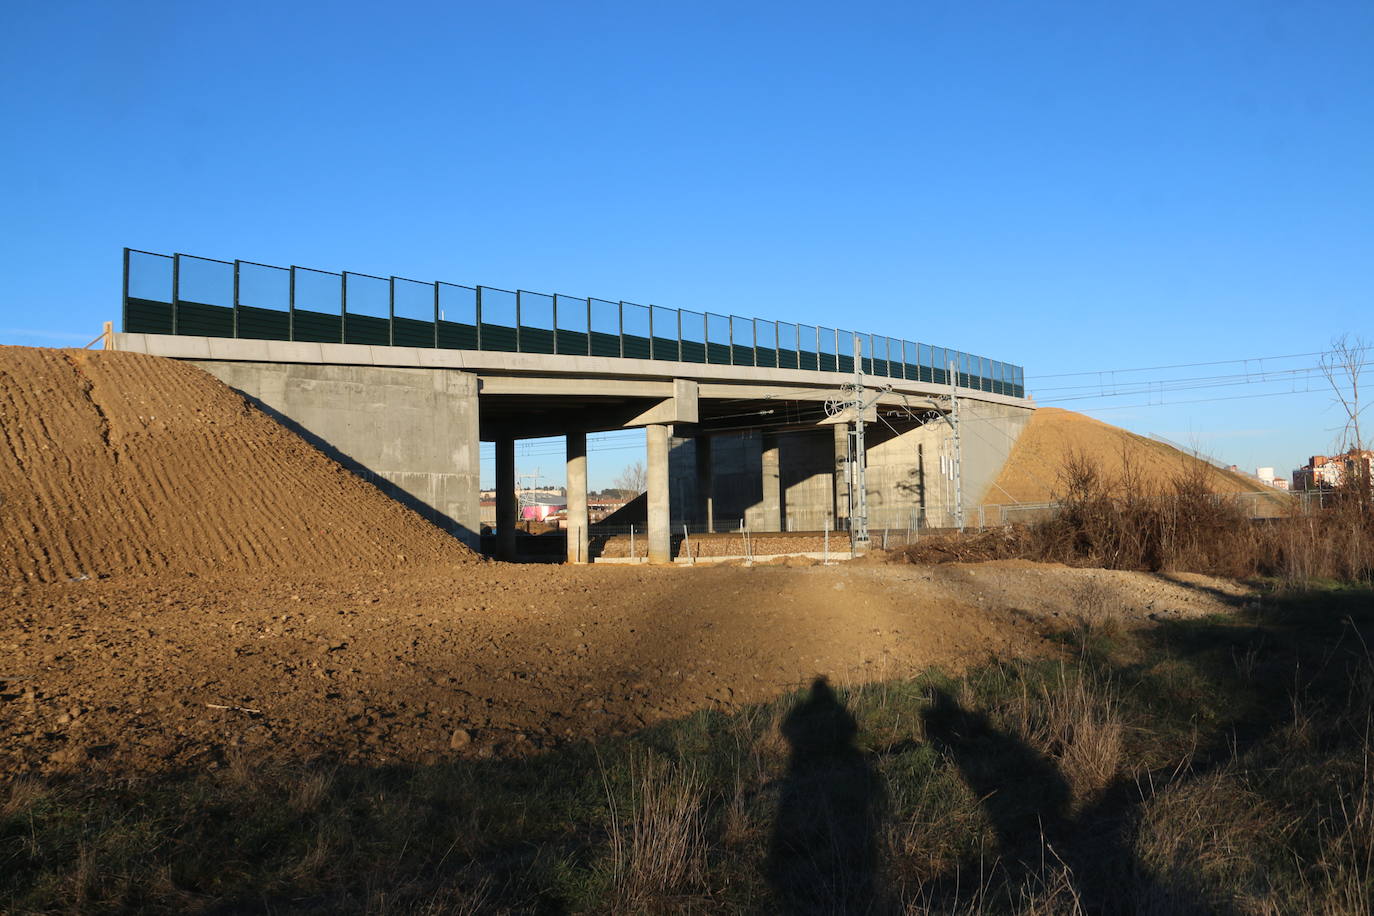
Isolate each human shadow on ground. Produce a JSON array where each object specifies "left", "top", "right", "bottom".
[
  {"left": 920, "top": 687, "right": 1240, "bottom": 915},
  {"left": 766, "top": 677, "right": 892, "bottom": 915}
]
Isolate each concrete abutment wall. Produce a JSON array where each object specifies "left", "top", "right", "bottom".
[{"left": 191, "top": 361, "right": 482, "bottom": 550}]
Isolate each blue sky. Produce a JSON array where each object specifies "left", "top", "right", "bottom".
[{"left": 2, "top": 1, "right": 1370, "bottom": 490}]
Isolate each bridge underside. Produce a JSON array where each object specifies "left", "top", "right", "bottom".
[{"left": 113, "top": 333, "right": 1033, "bottom": 563}]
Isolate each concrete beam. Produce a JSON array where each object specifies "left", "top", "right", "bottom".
[
  {"left": 646, "top": 424, "right": 671, "bottom": 563},
  {"left": 117, "top": 333, "right": 1030, "bottom": 408},
  {"left": 479, "top": 376, "right": 674, "bottom": 398},
  {"left": 566, "top": 432, "right": 589, "bottom": 564},
  {"left": 626, "top": 379, "right": 699, "bottom": 426}
]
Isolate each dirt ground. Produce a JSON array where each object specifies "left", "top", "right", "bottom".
[
  {"left": 0, "top": 558, "right": 1253, "bottom": 777},
  {"left": 0, "top": 347, "right": 1259, "bottom": 779}
]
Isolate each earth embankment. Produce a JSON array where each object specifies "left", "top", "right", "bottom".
[
  {"left": 0, "top": 346, "right": 476, "bottom": 583},
  {"left": 984, "top": 406, "right": 1290, "bottom": 509}
]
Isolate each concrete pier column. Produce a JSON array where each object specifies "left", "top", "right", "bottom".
[
  {"left": 565, "top": 432, "right": 589, "bottom": 564},
  {"left": 496, "top": 437, "right": 517, "bottom": 561},
  {"left": 695, "top": 434, "right": 713, "bottom": 533},
  {"left": 761, "top": 432, "right": 782, "bottom": 532},
  {"left": 646, "top": 423, "right": 671, "bottom": 563},
  {"left": 833, "top": 422, "right": 850, "bottom": 528}
]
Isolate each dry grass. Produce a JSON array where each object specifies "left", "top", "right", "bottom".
[{"left": 601, "top": 751, "right": 707, "bottom": 912}]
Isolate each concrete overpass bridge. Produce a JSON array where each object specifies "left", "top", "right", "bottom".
[{"left": 114, "top": 249, "right": 1033, "bottom": 562}]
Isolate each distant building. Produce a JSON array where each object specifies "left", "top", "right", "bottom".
[
  {"left": 1255, "top": 467, "right": 1289, "bottom": 490},
  {"left": 1292, "top": 450, "right": 1374, "bottom": 491}
]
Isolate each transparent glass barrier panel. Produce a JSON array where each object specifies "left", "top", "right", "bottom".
[
  {"left": 343, "top": 272, "right": 389, "bottom": 345},
  {"left": 680, "top": 309, "right": 706, "bottom": 363},
  {"left": 776, "top": 321, "right": 798, "bottom": 369},
  {"left": 293, "top": 268, "right": 341, "bottom": 315},
  {"left": 518, "top": 291, "right": 555, "bottom": 354},
  {"left": 176, "top": 255, "right": 232, "bottom": 307},
  {"left": 392, "top": 277, "right": 435, "bottom": 348},
  {"left": 754, "top": 319, "right": 777, "bottom": 367},
  {"left": 589, "top": 298, "right": 620, "bottom": 357},
  {"left": 836, "top": 330, "right": 856, "bottom": 374},
  {"left": 650, "top": 305, "right": 679, "bottom": 360},
  {"left": 237, "top": 262, "right": 289, "bottom": 311},
  {"left": 622, "top": 302, "right": 651, "bottom": 359},
  {"left": 555, "top": 295, "right": 589, "bottom": 332},
  {"left": 292, "top": 268, "right": 343, "bottom": 343},
  {"left": 479, "top": 287, "right": 518, "bottom": 351},
  {"left": 706, "top": 312, "right": 731, "bottom": 365},
  {"left": 796, "top": 324, "right": 818, "bottom": 371},
  {"left": 392, "top": 278, "right": 432, "bottom": 321},
  {"left": 438, "top": 283, "right": 476, "bottom": 325},
  {"left": 231, "top": 262, "right": 289, "bottom": 341},
  {"left": 730, "top": 316, "right": 755, "bottom": 365},
  {"left": 128, "top": 251, "right": 173, "bottom": 302},
  {"left": 519, "top": 291, "right": 554, "bottom": 330},
  {"left": 344, "top": 272, "right": 389, "bottom": 318},
  {"left": 174, "top": 255, "right": 234, "bottom": 338},
  {"left": 555, "top": 294, "right": 589, "bottom": 356},
  {"left": 437, "top": 283, "right": 478, "bottom": 350}
]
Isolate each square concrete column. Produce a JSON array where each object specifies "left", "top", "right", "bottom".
[
  {"left": 566, "top": 431, "right": 589, "bottom": 564},
  {"left": 496, "top": 437, "right": 517, "bottom": 561},
  {"left": 833, "top": 422, "right": 850, "bottom": 528},
  {"left": 760, "top": 432, "right": 782, "bottom": 532},
  {"left": 646, "top": 423, "right": 672, "bottom": 563},
  {"left": 695, "top": 434, "right": 713, "bottom": 533}
]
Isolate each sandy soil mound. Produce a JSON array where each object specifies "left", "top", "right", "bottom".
[
  {"left": 984, "top": 407, "right": 1289, "bottom": 508},
  {"left": 0, "top": 560, "right": 1250, "bottom": 776},
  {"left": 0, "top": 347, "right": 476, "bottom": 583}
]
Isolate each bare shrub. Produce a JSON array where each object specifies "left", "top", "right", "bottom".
[
  {"left": 602, "top": 752, "right": 706, "bottom": 911},
  {"left": 1070, "top": 577, "right": 1116, "bottom": 636}
]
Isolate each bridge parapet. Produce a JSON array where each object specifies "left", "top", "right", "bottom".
[{"left": 123, "top": 248, "right": 1027, "bottom": 399}]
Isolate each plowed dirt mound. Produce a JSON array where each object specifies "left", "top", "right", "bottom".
[
  {"left": 0, "top": 347, "right": 476, "bottom": 582},
  {"left": 984, "top": 407, "right": 1289, "bottom": 507}
]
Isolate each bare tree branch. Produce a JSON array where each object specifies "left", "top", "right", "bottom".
[{"left": 1319, "top": 333, "right": 1369, "bottom": 453}]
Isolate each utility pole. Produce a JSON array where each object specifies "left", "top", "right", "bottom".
[
  {"left": 825, "top": 336, "right": 889, "bottom": 551},
  {"left": 851, "top": 336, "right": 869, "bottom": 550}
]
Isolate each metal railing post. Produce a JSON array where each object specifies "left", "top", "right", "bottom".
[
  {"left": 171, "top": 253, "right": 180, "bottom": 335},
  {"left": 475, "top": 286, "right": 483, "bottom": 350},
  {"left": 120, "top": 248, "right": 130, "bottom": 334},
  {"left": 432, "top": 281, "right": 440, "bottom": 348},
  {"left": 232, "top": 260, "right": 240, "bottom": 338}
]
